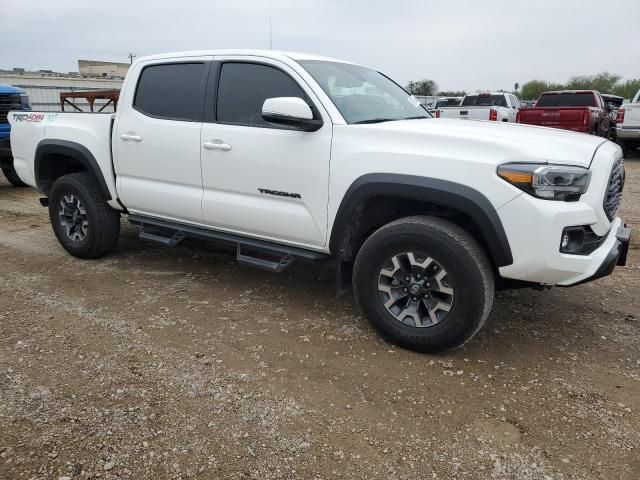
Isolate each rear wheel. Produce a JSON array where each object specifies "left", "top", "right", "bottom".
[
  {"left": 2, "top": 163, "right": 28, "bottom": 187},
  {"left": 48, "top": 173, "right": 121, "bottom": 258},
  {"left": 353, "top": 216, "right": 494, "bottom": 352}
]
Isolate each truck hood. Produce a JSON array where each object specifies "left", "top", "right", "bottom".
[{"left": 361, "top": 118, "right": 607, "bottom": 168}]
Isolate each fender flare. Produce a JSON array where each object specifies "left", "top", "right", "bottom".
[
  {"left": 329, "top": 173, "right": 513, "bottom": 267},
  {"left": 35, "top": 139, "right": 111, "bottom": 200}
]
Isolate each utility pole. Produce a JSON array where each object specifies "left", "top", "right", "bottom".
[
  {"left": 269, "top": 16, "right": 273, "bottom": 50},
  {"left": 128, "top": 52, "right": 136, "bottom": 64}
]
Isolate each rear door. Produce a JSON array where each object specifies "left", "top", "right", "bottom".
[
  {"left": 113, "top": 58, "right": 211, "bottom": 224},
  {"left": 199, "top": 57, "right": 333, "bottom": 248}
]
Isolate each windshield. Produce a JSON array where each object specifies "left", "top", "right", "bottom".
[
  {"left": 298, "top": 60, "right": 430, "bottom": 124},
  {"left": 536, "top": 93, "right": 595, "bottom": 107},
  {"left": 461, "top": 94, "right": 507, "bottom": 107}
]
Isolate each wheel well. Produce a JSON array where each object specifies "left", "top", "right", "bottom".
[
  {"left": 36, "top": 153, "right": 88, "bottom": 195},
  {"left": 336, "top": 196, "right": 497, "bottom": 270}
]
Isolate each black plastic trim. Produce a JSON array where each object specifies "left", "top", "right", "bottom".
[
  {"left": 35, "top": 139, "right": 111, "bottom": 199},
  {"left": 329, "top": 173, "right": 513, "bottom": 267},
  {"left": 566, "top": 224, "right": 630, "bottom": 286}
]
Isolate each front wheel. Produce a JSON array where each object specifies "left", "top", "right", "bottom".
[
  {"left": 48, "top": 172, "right": 121, "bottom": 259},
  {"left": 353, "top": 216, "right": 494, "bottom": 353}
]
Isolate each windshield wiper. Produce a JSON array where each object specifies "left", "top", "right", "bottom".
[
  {"left": 353, "top": 118, "right": 395, "bottom": 124},
  {"left": 402, "top": 115, "right": 430, "bottom": 120}
]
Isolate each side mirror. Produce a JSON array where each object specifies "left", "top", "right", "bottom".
[{"left": 262, "top": 97, "right": 323, "bottom": 132}]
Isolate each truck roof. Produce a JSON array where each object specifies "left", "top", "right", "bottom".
[
  {"left": 135, "top": 49, "right": 359, "bottom": 66},
  {"left": 0, "top": 84, "right": 25, "bottom": 95},
  {"left": 541, "top": 90, "right": 598, "bottom": 94}
]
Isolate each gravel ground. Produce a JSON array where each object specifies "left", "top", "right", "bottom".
[{"left": 1, "top": 152, "right": 639, "bottom": 480}]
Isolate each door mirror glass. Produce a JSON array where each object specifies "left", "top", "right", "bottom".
[{"left": 262, "top": 97, "right": 322, "bottom": 131}]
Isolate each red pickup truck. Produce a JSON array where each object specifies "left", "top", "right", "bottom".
[{"left": 517, "top": 90, "right": 611, "bottom": 137}]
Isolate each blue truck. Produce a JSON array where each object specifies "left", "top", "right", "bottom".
[{"left": 0, "top": 84, "right": 31, "bottom": 186}]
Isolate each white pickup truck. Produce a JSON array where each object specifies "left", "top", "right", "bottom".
[
  {"left": 616, "top": 88, "right": 640, "bottom": 157},
  {"left": 9, "top": 50, "right": 630, "bottom": 352},
  {"left": 437, "top": 92, "right": 521, "bottom": 122}
]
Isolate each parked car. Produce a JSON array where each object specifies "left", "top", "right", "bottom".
[
  {"left": 436, "top": 92, "right": 520, "bottom": 122},
  {"left": 9, "top": 50, "right": 629, "bottom": 352},
  {"left": 615, "top": 88, "right": 640, "bottom": 157},
  {"left": 517, "top": 90, "right": 611, "bottom": 137},
  {"left": 427, "top": 97, "right": 463, "bottom": 115},
  {"left": 0, "top": 84, "right": 31, "bottom": 186}
]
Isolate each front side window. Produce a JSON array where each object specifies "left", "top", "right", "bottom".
[
  {"left": 298, "top": 60, "right": 430, "bottom": 124},
  {"left": 134, "top": 63, "right": 205, "bottom": 121},
  {"left": 216, "top": 62, "right": 310, "bottom": 128}
]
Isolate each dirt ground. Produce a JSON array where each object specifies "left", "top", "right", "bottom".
[{"left": 1, "top": 153, "right": 639, "bottom": 480}]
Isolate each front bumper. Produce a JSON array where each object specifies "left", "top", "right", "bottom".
[{"left": 569, "top": 224, "right": 630, "bottom": 286}]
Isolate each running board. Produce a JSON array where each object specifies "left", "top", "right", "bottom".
[{"left": 128, "top": 214, "right": 328, "bottom": 272}]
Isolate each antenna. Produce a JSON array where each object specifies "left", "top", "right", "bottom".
[{"left": 269, "top": 16, "right": 273, "bottom": 50}]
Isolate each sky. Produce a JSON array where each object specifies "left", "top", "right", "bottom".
[{"left": 1, "top": 0, "right": 639, "bottom": 92}]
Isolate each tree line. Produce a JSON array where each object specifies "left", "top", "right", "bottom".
[{"left": 406, "top": 73, "right": 640, "bottom": 101}]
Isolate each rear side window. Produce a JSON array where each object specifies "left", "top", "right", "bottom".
[
  {"left": 134, "top": 63, "right": 205, "bottom": 121},
  {"left": 536, "top": 93, "right": 596, "bottom": 107},
  {"left": 461, "top": 94, "right": 507, "bottom": 107},
  {"left": 216, "top": 62, "right": 309, "bottom": 128}
]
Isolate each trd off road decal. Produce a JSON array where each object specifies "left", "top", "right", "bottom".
[{"left": 12, "top": 113, "right": 58, "bottom": 123}]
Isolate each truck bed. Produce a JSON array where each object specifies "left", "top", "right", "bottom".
[{"left": 8, "top": 111, "right": 116, "bottom": 198}]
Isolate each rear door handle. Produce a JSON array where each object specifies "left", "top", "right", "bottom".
[
  {"left": 120, "top": 132, "right": 143, "bottom": 142},
  {"left": 203, "top": 140, "right": 232, "bottom": 151}
]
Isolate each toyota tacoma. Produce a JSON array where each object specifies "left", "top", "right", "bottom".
[{"left": 8, "top": 50, "right": 630, "bottom": 352}]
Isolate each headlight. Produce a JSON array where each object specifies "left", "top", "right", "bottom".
[
  {"left": 20, "top": 94, "right": 31, "bottom": 110},
  {"left": 497, "top": 163, "right": 591, "bottom": 201}
]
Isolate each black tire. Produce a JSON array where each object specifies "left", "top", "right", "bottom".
[
  {"left": 617, "top": 140, "right": 630, "bottom": 158},
  {"left": 48, "top": 172, "right": 120, "bottom": 259},
  {"left": 2, "top": 164, "right": 28, "bottom": 187},
  {"left": 353, "top": 216, "right": 494, "bottom": 353}
]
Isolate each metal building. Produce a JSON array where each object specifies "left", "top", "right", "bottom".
[{"left": 0, "top": 69, "right": 123, "bottom": 112}]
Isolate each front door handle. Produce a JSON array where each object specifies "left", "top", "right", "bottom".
[
  {"left": 120, "top": 132, "right": 143, "bottom": 142},
  {"left": 203, "top": 140, "right": 232, "bottom": 151}
]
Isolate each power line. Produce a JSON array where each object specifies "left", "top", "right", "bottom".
[{"left": 0, "top": 43, "right": 140, "bottom": 58}]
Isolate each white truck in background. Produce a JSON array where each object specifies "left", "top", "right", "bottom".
[
  {"left": 616, "top": 88, "right": 640, "bottom": 157},
  {"left": 7, "top": 49, "right": 630, "bottom": 353},
  {"left": 437, "top": 92, "right": 521, "bottom": 122}
]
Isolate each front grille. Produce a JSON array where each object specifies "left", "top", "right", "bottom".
[
  {"left": 603, "top": 156, "right": 625, "bottom": 221},
  {"left": 0, "top": 94, "right": 22, "bottom": 123}
]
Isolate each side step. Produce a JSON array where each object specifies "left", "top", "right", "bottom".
[
  {"left": 139, "top": 225, "right": 186, "bottom": 247},
  {"left": 236, "top": 245, "right": 294, "bottom": 273},
  {"left": 129, "top": 214, "right": 328, "bottom": 273}
]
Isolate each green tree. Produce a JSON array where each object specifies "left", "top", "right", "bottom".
[
  {"left": 520, "top": 80, "right": 563, "bottom": 101},
  {"left": 565, "top": 72, "right": 621, "bottom": 94},
  {"left": 613, "top": 79, "right": 640, "bottom": 100},
  {"left": 406, "top": 79, "right": 438, "bottom": 96}
]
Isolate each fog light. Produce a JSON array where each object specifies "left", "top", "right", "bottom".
[{"left": 560, "top": 227, "right": 585, "bottom": 254}]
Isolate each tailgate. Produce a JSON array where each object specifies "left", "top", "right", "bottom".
[
  {"left": 438, "top": 107, "right": 490, "bottom": 120},
  {"left": 519, "top": 107, "right": 585, "bottom": 127},
  {"left": 621, "top": 104, "right": 640, "bottom": 126}
]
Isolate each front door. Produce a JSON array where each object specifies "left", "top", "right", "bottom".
[
  {"left": 114, "top": 59, "right": 210, "bottom": 224},
  {"left": 199, "top": 58, "right": 332, "bottom": 248}
]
